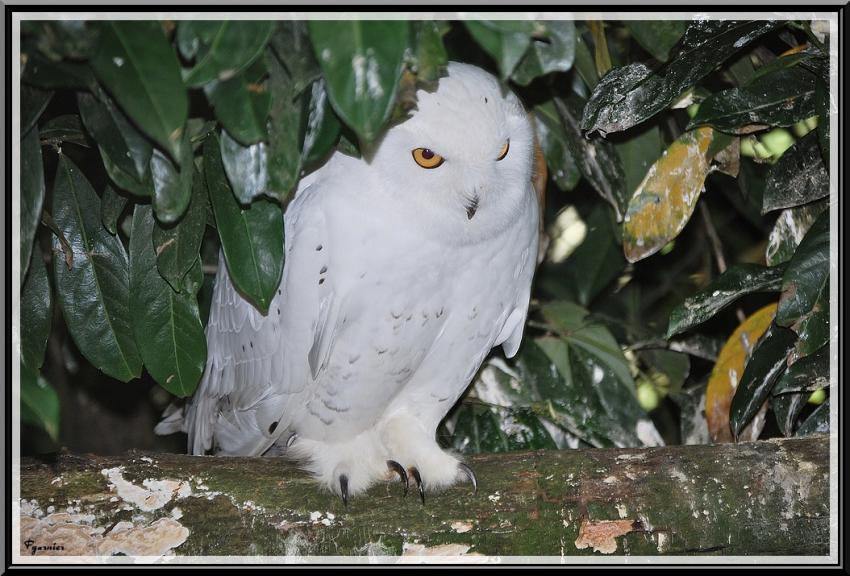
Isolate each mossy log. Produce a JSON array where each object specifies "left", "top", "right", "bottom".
[{"left": 17, "top": 435, "right": 830, "bottom": 560}]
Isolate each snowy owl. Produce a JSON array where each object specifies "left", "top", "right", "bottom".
[{"left": 157, "top": 62, "right": 539, "bottom": 504}]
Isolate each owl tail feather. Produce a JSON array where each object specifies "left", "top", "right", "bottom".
[{"left": 153, "top": 402, "right": 187, "bottom": 436}]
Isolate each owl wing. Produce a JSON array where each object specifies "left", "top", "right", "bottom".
[{"left": 185, "top": 171, "right": 334, "bottom": 456}]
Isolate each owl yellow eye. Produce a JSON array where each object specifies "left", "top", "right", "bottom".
[
  {"left": 412, "top": 148, "right": 445, "bottom": 169},
  {"left": 496, "top": 139, "right": 510, "bottom": 161}
]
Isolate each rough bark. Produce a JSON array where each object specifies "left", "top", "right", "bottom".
[{"left": 17, "top": 435, "right": 830, "bottom": 559}]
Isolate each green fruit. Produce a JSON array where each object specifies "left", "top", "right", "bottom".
[
  {"left": 760, "top": 128, "right": 795, "bottom": 157},
  {"left": 753, "top": 141, "right": 772, "bottom": 159},
  {"left": 792, "top": 120, "right": 811, "bottom": 138},
  {"left": 637, "top": 381, "right": 660, "bottom": 412},
  {"left": 740, "top": 137, "right": 756, "bottom": 157},
  {"left": 808, "top": 388, "right": 827, "bottom": 405},
  {"left": 804, "top": 115, "right": 819, "bottom": 131},
  {"left": 686, "top": 103, "right": 701, "bottom": 119}
]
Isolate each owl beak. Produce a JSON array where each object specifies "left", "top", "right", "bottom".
[{"left": 465, "top": 195, "right": 480, "bottom": 220}]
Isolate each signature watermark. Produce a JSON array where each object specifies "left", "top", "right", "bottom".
[{"left": 23, "top": 539, "right": 65, "bottom": 556}]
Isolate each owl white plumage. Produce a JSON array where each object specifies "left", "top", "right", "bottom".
[{"left": 157, "top": 62, "right": 539, "bottom": 502}]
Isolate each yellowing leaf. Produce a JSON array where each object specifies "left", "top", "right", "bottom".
[
  {"left": 706, "top": 303, "right": 777, "bottom": 443},
  {"left": 623, "top": 126, "right": 714, "bottom": 263}
]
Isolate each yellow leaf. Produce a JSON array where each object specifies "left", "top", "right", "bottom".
[
  {"left": 622, "top": 126, "right": 714, "bottom": 263},
  {"left": 705, "top": 303, "right": 777, "bottom": 443}
]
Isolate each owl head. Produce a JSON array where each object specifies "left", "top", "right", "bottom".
[{"left": 370, "top": 62, "right": 534, "bottom": 243}]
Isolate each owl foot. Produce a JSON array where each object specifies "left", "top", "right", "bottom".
[
  {"left": 339, "top": 474, "right": 349, "bottom": 507},
  {"left": 408, "top": 466, "right": 426, "bottom": 504},
  {"left": 458, "top": 462, "right": 478, "bottom": 495},
  {"left": 386, "top": 460, "right": 409, "bottom": 497}
]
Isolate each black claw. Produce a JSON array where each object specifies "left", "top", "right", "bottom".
[
  {"left": 409, "top": 466, "right": 425, "bottom": 505},
  {"left": 339, "top": 474, "right": 349, "bottom": 508},
  {"left": 387, "top": 460, "right": 409, "bottom": 497},
  {"left": 458, "top": 462, "right": 478, "bottom": 495}
]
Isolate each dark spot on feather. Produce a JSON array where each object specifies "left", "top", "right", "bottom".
[
  {"left": 269, "top": 421, "right": 278, "bottom": 434},
  {"left": 319, "top": 278, "right": 325, "bottom": 285},
  {"left": 320, "top": 266, "right": 327, "bottom": 274},
  {"left": 316, "top": 245, "right": 323, "bottom": 251},
  {"left": 484, "top": 97, "right": 488, "bottom": 103},
  {"left": 242, "top": 345, "right": 245, "bottom": 352},
  {"left": 250, "top": 341, "right": 253, "bottom": 349}
]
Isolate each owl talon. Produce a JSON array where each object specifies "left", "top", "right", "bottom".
[
  {"left": 458, "top": 462, "right": 478, "bottom": 495},
  {"left": 339, "top": 474, "right": 349, "bottom": 508},
  {"left": 387, "top": 460, "right": 409, "bottom": 497},
  {"left": 408, "top": 466, "right": 425, "bottom": 505}
]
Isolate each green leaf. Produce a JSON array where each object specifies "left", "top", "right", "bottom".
[
  {"left": 51, "top": 155, "right": 142, "bottom": 382},
  {"left": 204, "top": 134, "right": 284, "bottom": 313},
  {"left": 582, "top": 20, "right": 780, "bottom": 136},
  {"left": 573, "top": 30, "right": 599, "bottom": 89},
  {"left": 182, "top": 21, "right": 275, "bottom": 88},
  {"left": 776, "top": 210, "right": 829, "bottom": 330},
  {"left": 730, "top": 322, "right": 797, "bottom": 439},
  {"left": 771, "top": 391, "right": 807, "bottom": 437},
  {"left": 795, "top": 397, "right": 829, "bottom": 436},
  {"left": 100, "top": 184, "right": 128, "bottom": 236},
  {"left": 151, "top": 130, "right": 194, "bottom": 224},
  {"left": 21, "top": 244, "right": 52, "bottom": 371},
  {"left": 762, "top": 132, "right": 829, "bottom": 213},
  {"left": 100, "top": 147, "right": 154, "bottom": 197},
  {"left": 463, "top": 20, "right": 534, "bottom": 80},
  {"left": 690, "top": 65, "right": 817, "bottom": 133},
  {"left": 20, "top": 363, "right": 60, "bottom": 442},
  {"left": 624, "top": 20, "right": 687, "bottom": 62},
  {"left": 553, "top": 95, "right": 627, "bottom": 220},
  {"left": 815, "top": 75, "right": 830, "bottom": 165},
  {"left": 410, "top": 21, "right": 449, "bottom": 84},
  {"left": 765, "top": 199, "right": 829, "bottom": 266},
  {"left": 27, "top": 20, "right": 100, "bottom": 61},
  {"left": 22, "top": 50, "right": 96, "bottom": 90},
  {"left": 640, "top": 349, "right": 691, "bottom": 397},
  {"left": 21, "top": 125, "right": 45, "bottom": 280},
  {"left": 449, "top": 402, "right": 557, "bottom": 455},
  {"left": 220, "top": 129, "right": 268, "bottom": 204},
  {"left": 511, "top": 21, "right": 575, "bottom": 86},
  {"left": 90, "top": 21, "right": 188, "bottom": 163},
  {"left": 773, "top": 344, "right": 829, "bottom": 396},
  {"left": 614, "top": 124, "right": 662, "bottom": 202},
  {"left": 532, "top": 101, "right": 580, "bottom": 192},
  {"left": 130, "top": 205, "right": 206, "bottom": 397},
  {"left": 269, "top": 21, "right": 322, "bottom": 96},
  {"left": 667, "top": 263, "right": 787, "bottom": 338},
  {"left": 203, "top": 57, "right": 271, "bottom": 146},
  {"left": 302, "top": 79, "right": 342, "bottom": 168},
  {"left": 78, "top": 89, "right": 153, "bottom": 182},
  {"left": 21, "top": 85, "right": 53, "bottom": 136},
  {"left": 265, "top": 49, "right": 306, "bottom": 202},
  {"left": 309, "top": 21, "right": 410, "bottom": 143},
  {"left": 563, "top": 205, "right": 625, "bottom": 306},
  {"left": 153, "top": 169, "right": 208, "bottom": 292},
  {"left": 792, "top": 281, "right": 829, "bottom": 361},
  {"left": 40, "top": 114, "right": 89, "bottom": 148}
]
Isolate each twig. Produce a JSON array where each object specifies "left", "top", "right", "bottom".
[{"left": 700, "top": 202, "right": 746, "bottom": 324}]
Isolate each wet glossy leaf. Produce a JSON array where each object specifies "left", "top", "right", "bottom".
[
  {"left": 411, "top": 21, "right": 449, "bottom": 84},
  {"left": 21, "top": 125, "right": 45, "bottom": 279},
  {"left": 21, "top": 245, "right": 52, "bottom": 371},
  {"left": 151, "top": 130, "right": 194, "bottom": 224},
  {"left": 563, "top": 205, "right": 625, "bottom": 306},
  {"left": 153, "top": 169, "right": 208, "bottom": 292},
  {"left": 706, "top": 303, "right": 777, "bottom": 443},
  {"left": 302, "top": 79, "right": 342, "bottom": 168},
  {"left": 21, "top": 86, "right": 53, "bottom": 136},
  {"left": 40, "top": 114, "right": 88, "bottom": 147},
  {"left": 309, "top": 21, "right": 410, "bottom": 143},
  {"left": 204, "top": 134, "right": 283, "bottom": 313},
  {"left": 204, "top": 58, "right": 271, "bottom": 146},
  {"left": 181, "top": 258, "right": 204, "bottom": 296},
  {"left": 622, "top": 127, "right": 715, "bottom": 262},
  {"left": 51, "top": 155, "right": 142, "bottom": 382},
  {"left": 667, "top": 262, "right": 787, "bottom": 338},
  {"left": 624, "top": 20, "right": 687, "bottom": 62},
  {"left": 269, "top": 21, "right": 321, "bottom": 96},
  {"left": 641, "top": 349, "right": 691, "bottom": 397},
  {"left": 220, "top": 129, "right": 267, "bottom": 204},
  {"left": 463, "top": 20, "right": 535, "bottom": 80},
  {"left": 100, "top": 184, "right": 127, "bottom": 236},
  {"left": 265, "top": 49, "right": 305, "bottom": 202},
  {"left": 78, "top": 90, "right": 153, "bottom": 182},
  {"left": 582, "top": 20, "right": 779, "bottom": 136},
  {"left": 690, "top": 65, "right": 817, "bottom": 133},
  {"left": 183, "top": 21, "right": 275, "bottom": 88},
  {"left": 765, "top": 199, "right": 828, "bottom": 266},
  {"left": 101, "top": 148, "right": 154, "bottom": 198},
  {"left": 815, "top": 75, "right": 830, "bottom": 165},
  {"left": 771, "top": 391, "right": 807, "bottom": 437},
  {"left": 553, "top": 95, "right": 627, "bottom": 220},
  {"left": 90, "top": 21, "right": 188, "bottom": 163},
  {"left": 730, "top": 321, "right": 797, "bottom": 439},
  {"left": 512, "top": 21, "right": 575, "bottom": 86},
  {"left": 762, "top": 132, "right": 828, "bottom": 213},
  {"left": 20, "top": 363, "right": 60, "bottom": 442},
  {"left": 791, "top": 281, "right": 829, "bottom": 362},
  {"left": 776, "top": 210, "right": 828, "bottom": 328},
  {"left": 795, "top": 397, "right": 829, "bottom": 436},
  {"left": 668, "top": 334, "right": 723, "bottom": 362},
  {"left": 773, "top": 344, "right": 829, "bottom": 396},
  {"left": 532, "top": 102, "right": 580, "bottom": 192},
  {"left": 449, "top": 402, "right": 557, "bottom": 455},
  {"left": 615, "top": 124, "right": 662, "bottom": 204},
  {"left": 573, "top": 31, "right": 599, "bottom": 89},
  {"left": 130, "top": 205, "right": 206, "bottom": 397},
  {"left": 22, "top": 50, "right": 96, "bottom": 90}
]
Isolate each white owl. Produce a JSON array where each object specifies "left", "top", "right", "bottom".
[{"left": 157, "top": 62, "right": 539, "bottom": 503}]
